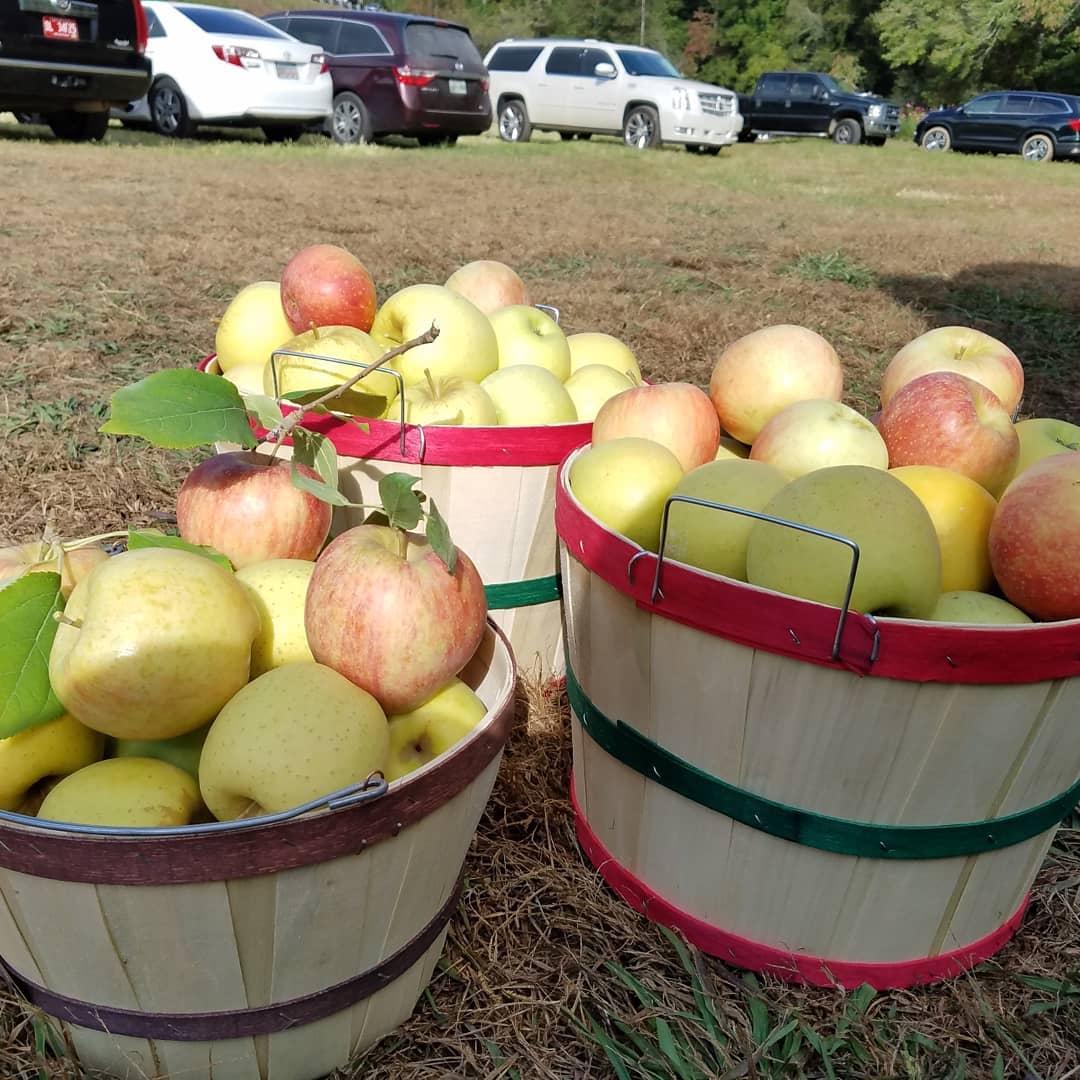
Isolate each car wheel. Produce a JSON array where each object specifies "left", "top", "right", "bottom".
[
  {"left": 832, "top": 118, "right": 862, "bottom": 145},
  {"left": 577, "top": 132, "right": 592, "bottom": 140},
  {"left": 920, "top": 125, "right": 951, "bottom": 152},
  {"left": 498, "top": 99, "right": 531, "bottom": 143},
  {"left": 685, "top": 144, "right": 721, "bottom": 156},
  {"left": 559, "top": 131, "right": 575, "bottom": 141},
  {"left": 150, "top": 78, "right": 195, "bottom": 138},
  {"left": 262, "top": 124, "right": 306, "bottom": 143},
  {"left": 45, "top": 110, "right": 109, "bottom": 142},
  {"left": 1021, "top": 133, "right": 1054, "bottom": 162},
  {"left": 624, "top": 105, "right": 660, "bottom": 149},
  {"left": 331, "top": 92, "right": 371, "bottom": 145}
]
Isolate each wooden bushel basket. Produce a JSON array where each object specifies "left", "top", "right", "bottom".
[
  {"left": 0, "top": 624, "right": 516, "bottom": 1080},
  {"left": 555, "top": 446, "right": 1080, "bottom": 989}
]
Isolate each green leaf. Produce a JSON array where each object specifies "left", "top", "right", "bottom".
[
  {"left": 281, "top": 384, "right": 388, "bottom": 417},
  {"left": 0, "top": 573, "right": 66, "bottom": 739},
  {"left": 126, "top": 529, "right": 232, "bottom": 570},
  {"left": 100, "top": 369, "right": 257, "bottom": 449},
  {"left": 243, "top": 393, "right": 283, "bottom": 431},
  {"left": 425, "top": 498, "right": 457, "bottom": 575},
  {"left": 850, "top": 983, "right": 876, "bottom": 1014},
  {"left": 291, "top": 427, "right": 340, "bottom": 489},
  {"left": 379, "top": 473, "right": 423, "bottom": 532},
  {"left": 290, "top": 463, "right": 353, "bottom": 507}
]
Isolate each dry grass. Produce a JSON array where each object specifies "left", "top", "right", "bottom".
[{"left": 1, "top": 119, "right": 1079, "bottom": 1079}]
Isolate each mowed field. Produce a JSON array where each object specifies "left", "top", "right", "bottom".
[{"left": 1, "top": 119, "right": 1079, "bottom": 1079}]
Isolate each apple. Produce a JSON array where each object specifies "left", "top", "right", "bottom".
[
  {"left": 235, "top": 558, "right": 316, "bottom": 676},
  {"left": 568, "top": 438, "right": 685, "bottom": 552},
  {"left": 877, "top": 372, "right": 1019, "bottom": 497},
  {"left": 49, "top": 546, "right": 260, "bottom": 740},
  {"left": 881, "top": 326, "right": 1024, "bottom": 416},
  {"left": 745, "top": 465, "right": 942, "bottom": 618},
  {"left": 709, "top": 324, "right": 843, "bottom": 444},
  {"left": 889, "top": 465, "right": 997, "bottom": 593},
  {"left": 444, "top": 259, "right": 531, "bottom": 314},
  {"left": 176, "top": 451, "right": 333, "bottom": 569},
  {"left": 404, "top": 372, "right": 498, "bottom": 426},
  {"left": 198, "top": 662, "right": 389, "bottom": 821},
  {"left": 715, "top": 435, "right": 750, "bottom": 461},
  {"left": 988, "top": 452, "right": 1080, "bottom": 621},
  {"left": 305, "top": 525, "right": 488, "bottom": 714},
  {"left": 480, "top": 365, "right": 578, "bottom": 426},
  {"left": 567, "top": 332, "right": 643, "bottom": 382},
  {"left": 1012, "top": 417, "right": 1080, "bottom": 478},
  {"left": 280, "top": 244, "right": 377, "bottom": 335},
  {"left": 384, "top": 677, "right": 488, "bottom": 782},
  {"left": 38, "top": 758, "right": 204, "bottom": 828},
  {"left": 222, "top": 362, "right": 268, "bottom": 398},
  {"left": 926, "top": 591, "right": 1033, "bottom": 625},
  {"left": 214, "top": 281, "right": 294, "bottom": 374},
  {"left": 489, "top": 304, "right": 571, "bottom": 381},
  {"left": 666, "top": 459, "right": 789, "bottom": 580},
  {"left": 749, "top": 399, "right": 888, "bottom": 479},
  {"left": 564, "top": 364, "right": 637, "bottom": 422},
  {"left": 592, "top": 382, "right": 720, "bottom": 471},
  {"left": 0, "top": 541, "right": 110, "bottom": 599},
  {"left": 0, "top": 714, "right": 105, "bottom": 813},
  {"left": 110, "top": 724, "right": 210, "bottom": 781},
  {"left": 371, "top": 284, "right": 499, "bottom": 387}
]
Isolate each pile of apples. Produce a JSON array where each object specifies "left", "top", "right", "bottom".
[
  {"left": 214, "top": 244, "right": 644, "bottom": 427},
  {"left": 569, "top": 323, "right": 1080, "bottom": 624}
]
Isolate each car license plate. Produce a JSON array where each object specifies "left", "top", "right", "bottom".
[
  {"left": 448, "top": 78, "right": 466, "bottom": 96},
  {"left": 43, "top": 15, "right": 78, "bottom": 40},
  {"left": 277, "top": 63, "right": 299, "bottom": 79}
]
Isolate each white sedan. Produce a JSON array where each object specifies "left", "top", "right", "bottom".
[{"left": 114, "top": 1, "right": 332, "bottom": 141}]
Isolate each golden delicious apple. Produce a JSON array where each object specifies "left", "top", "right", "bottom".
[
  {"left": 564, "top": 365, "right": 636, "bottom": 422},
  {"left": 1012, "top": 417, "right": 1080, "bottom": 479},
  {"left": 566, "top": 332, "right": 643, "bottom": 381},
  {"left": 404, "top": 373, "right": 498, "bottom": 426},
  {"left": 49, "top": 547, "right": 261, "bottom": 740},
  {"left": 384, "top": 677, "right": 487, "bottom": 782},
  {"left": 0, "top": 714, "right": 105, "bottom": 813},
  {"left": 222, "top": 362, "right": 268, "bottom": 397},
  {"left": 198, "top": 662, "right": 389, "bottom": 821},
  {"left": 215, "top": 281, "right": 294, "bottom": 374},
  {"left": 38, "top": 757, "right": 204, "bottom": 828},
  {"left": 926, "top": 591, "right": 1032, "bottom": 625},
  {"left": 745, "top": 465, "right": 942, "bottom": 618},
  {"left": 235, "top": 558, "right": 316, "bottom": 676},
  {"left": 110, "top": 723, "right": 210, "bottom": 781},
  {"left": 481, "top": 365, "right": 577, "bottom": 426},
  {"left": 490, "top": 304, "right": 571, "bottom": 381}
]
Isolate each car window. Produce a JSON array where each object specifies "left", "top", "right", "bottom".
[
  {"left": 964, "top": 95, "right": 1003, "bottom": 115},
  {"left": 1030, "top": 96, "right": 1070, "bottom": 114},
  {"left": 486, "top": 45, "right": 543, "bottom": 72},
  {"left": 790, "top": 75, "right": 819, "bottom": 99},
  {"left": 614, "top": 48, "right": 680, "bottom": 77},
  {"left": 402, "top": 22, "right": 482, "bottom": 64},
  {"left": 757, "top": 73, "right": 788, "bottom": 96},
  {"left": 337, "top": 21, "right": 389, "bottom": 55},
  {"left": 1003, "top": 94, "right": 1035, "bottom": 113},
  {"left": 284, "top": 16, "right": 339, "bottom": 53},
  {"left": 545, "top": 47, "right": 581, "bottom": 76},
  {"left": 146, "top": 8, "right": 165, "bottom": 36},
  {"left": 175, "top": 5, "right": 294, "bottom": 38},
  {"left": 579, "top": 47, "right": 614, "bottom": 76}
]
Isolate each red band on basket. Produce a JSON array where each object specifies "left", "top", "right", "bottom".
[
  {"left": 554, "top": 456, "right": 1080, "bottom": 686},
  {"left": 571, "top": 778, "right": 1027, "bottom": 990}
]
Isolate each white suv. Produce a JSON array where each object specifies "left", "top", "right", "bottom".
[{"left": 483, "top": 38, "right": 742, "bottom": 153}]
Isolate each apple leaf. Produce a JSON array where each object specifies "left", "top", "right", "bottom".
[
  {"left": 291, "top": 428, "right": 339, "bottom": 489},
  {"left": 126, "top": 529, "right": 233, "bottom": 570},
  {"left": 100, "top": 369, "right": 257, "bottom": 450},
  {"left": 379, "top": 473, "right": 424, "bottom": 532},
  {"left": 243, "top": 394, "right": 283, "bottom": 432},
  {"left": 290, "top": 462, "right": 354, "bottom": 507},
  {"left": 0, "top": 572, "right": 66, "bottom": 739},
  {"left": 425, "top": 499, "right": 457, "bottom": 575},
  {"left": 280, "top": 385, "right": 388, "bottom": 418}
]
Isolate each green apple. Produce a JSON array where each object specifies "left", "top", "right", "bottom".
[
  {"left": 666, "top": 459, "right": 790, "bottom": 581},
  {"left": 926, "top": 591, "right": 1033, "bottom": 625},
  {"left": 384, "top": 677, "right": 487, "bottom": 782},
  {"left": 38, "top": 757, "right": 204, "bottom": 828},
  {"left": 566, "top": 332, "right": 643, "bottom": 381},
  {"left": 480, "top": 365, "right": 577, "bottom": 426},
  {"left": 214, "top": 280, "right": 294, "bottom": 374},
  {"left": 198, "top": 662, "right": 389, "bottom": 821},
  {"left": 564, "top": 364, "right": 636, "bottom": 422},
  {"left": 49, "top": 547, "right": 261, "bottom": 741},
  {"left": 110, "top": 724, "right": 211, "bottom": 781},
  {"left": 1012, "top": 417, "right": 1080, "bottom": 480},
  {"left": 235, "top": 558, "right": 316, "bottom": 676},
  {"left": 745, "top": 465, "right": 942, "bottom": 618},
  {"left": 403, "top": 371, "right": 498, "bottom": 426},
  {"left": 0, "top": 714, "right": 105, "bottom": 813},
  {"left": 568, "top": 438, "right": 685, "bottom": 551},
  {"left": 489, "top": 304, "right": 571, "bottom": 381},
  {"left": 371, "top": 283, "right": 499, "bottom": 387}
]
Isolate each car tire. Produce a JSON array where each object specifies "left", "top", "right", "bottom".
[
  {"left": 45, "top": 109, "right": 109, "bottom": 142},
  {"left": 262, "top": 124, "right": 306, "bottom": 143},
  {"left": 832, "top": 118, "right": 862, "bottom": 145},
  {"left": 920, "top": 125, "right": 951, "bottom": 152},
  {"left": 331, "top": 92, "right": 372, "bottom": 145},
  {"left": 577, "top": 132, "right": 592, "bottom": 140},
  {"left": 559, "top": 131, "right": 575, "bottom": 141},
  {"left": 150, "top": 78, "right": 196, "bottom": 138},
  {"left": 497, "top": 99, "right": 531, "bottom": 143},
  {"left": 624, "top": 105, "right": 660, "bottom": 149},
  {"left": 685, "top": 144, "right": 721, "bottom": 155},
  {"left": 1021, "top": 133, "right": 1054, "bottom": 162}
]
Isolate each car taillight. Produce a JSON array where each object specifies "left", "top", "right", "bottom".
[
  {"left": 481, "top": 78, "right": 489, "bottom": 92},
  {"left": 132, "top": 0, "right": 148, "bottom": 55},
  {"left": 394, "top": 66, "right": 437, "bottom": 87},
  {"left": 212, "top": 44, "right": 262, "bottom": 69},
  {"left": 1069, "top": 119, "right": 1080, "bottom": 133},
  {"left": 311, "top": 52, "right": 328, "bottom": 75}
]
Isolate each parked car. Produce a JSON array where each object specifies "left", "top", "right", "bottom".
[
  {"left": 262, "top": 8, "right": 490, "bottom": 146},
  {"left": 114, "top": 1, "right": 332, "bottom": 141},
  {"left": 0, "top": 0, "right": 151, "bottom": 141},
  {"left": 915, "top": 91, "right": 1080, "bottom": 162},
  {"left": 483, "top": 37, "right": 741, "bottom": 153}
]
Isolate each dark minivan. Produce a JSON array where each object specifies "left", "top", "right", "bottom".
[
  {"left": 0, "top": 0, "right": 151, "bottom": 140},
  {"left": 262, "top": 7, "right": 490, "bottom": 146}
]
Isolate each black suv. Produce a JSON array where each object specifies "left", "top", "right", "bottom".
[
  {"left": 262, "top": 6, "right": 490, "bottom": 146},
  {"left": 0, "top": 0, "right": 151, "bottom": 140}
]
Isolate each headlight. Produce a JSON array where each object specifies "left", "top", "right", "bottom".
[
  {"left": 672, "top": 87, "right": 692, "bottom": 111},
  {"left": 867, "top": 104, "right": 883, "bottom": 118}
]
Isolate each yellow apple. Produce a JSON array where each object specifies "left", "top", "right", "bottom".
[
  {"left": 215, "top": 281, "right": 294, "bottom": 374},
  {"left": 715, "top": 435, "right": 750, "bottom": 461},
  {"left": 38, "top": 757, "right": 203, "bottom": 828},
  {"left": 889, "top": 465, "right": 997, "bottom": 593},
  {"left": 233, "top": 558, "right": 316, "bottom": 676},
  {"left": 481, "top": 365, "right": 577, "bottom": 426},
  {"left": 222, "top": 362, "right": 268, "bottom": 397},
  {"left": 49, "top": 547, "right": 261, "bottom": 740},
  {"left": 0, "top": 714, "right": 105, "bottom": 813},
  {"left": 926, "top": 591, "right": 1033, "bottom": 625},
  {"left": 403, "top": 372, "right": 498, "bottom": 426},
  {"left": 564, "top": 364, "right": 637, "bottom": 422},
  {"left": 490, "top": 304, "right": 571, "bottom": 381},
  {"left": 566, "top": 332, "right": 643, "bottom": 381},
  {"left": 1012, "top": 417, "right": 1080, "bottom": 479},
  {"left": 1, "top": 541, "right": 109, "bottom": 599},
  {"left": 110, "top": 723, "right": 211, "bottom": 780}
]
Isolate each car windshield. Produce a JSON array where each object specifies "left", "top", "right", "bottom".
[
  {"left": 615, "top": 49, "right": 681, "bottom": 78},
  {"left": 173, "top": 5, "right": 294, "bottom": 38},
  {"left": 818, "top": 74, "right": 858, "bottom": 94}
]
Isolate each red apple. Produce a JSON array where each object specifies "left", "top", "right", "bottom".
[
  {"left": 591, "top": 382, "right": 720, "bottom": 471},
  {"left": 881, "top": 326, "right": 1024, "bottom": 416},
  {"left": 177, "top": 451, "right": 332, "bottom": 569},
  {"left": 877, "top": 372, "right": 1019, "bottom": 497},
  {"left": 444, "top": 259, "right": 531, "bottom": 314},
  {"left": 305, "top": 525, "right": 488, "bottom": 714},
  {"left": 988, "top": 452, "right": 1080, "bottom": 620},
  {"left": 280, "top": 244, "right": 377, "bottom": 334}
]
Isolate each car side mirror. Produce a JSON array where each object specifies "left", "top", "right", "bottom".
[{"left": 593, "top": 62, "right": 616, "bottom": 79}]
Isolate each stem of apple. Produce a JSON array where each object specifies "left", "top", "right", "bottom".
[
  {"left": 395, "top": 529, "right": 408, "bottom": 560},
  {"left": 53, "top": 612, "right": 83, "bottom": 629},
  {"left": 423, "top": 367, "right": 439, "bottom": 400}
]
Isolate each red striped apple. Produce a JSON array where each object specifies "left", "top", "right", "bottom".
[
  {"left": 445, "top": 259, "right": 531, "bottom": 314},
  {"left": 280, "top": 244, "right": 377, "bottom": 335}
]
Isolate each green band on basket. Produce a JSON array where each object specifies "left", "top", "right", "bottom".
[
  {"left": 484, "top": 574, "right": 561, "bottom": 610},
  {"left": 566, "top": 663, "right": 1080, "bottom": 861}
]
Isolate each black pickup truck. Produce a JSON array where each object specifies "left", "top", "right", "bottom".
[{"left": 738, "top": 71, "right": 900, "bottom": 146}]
